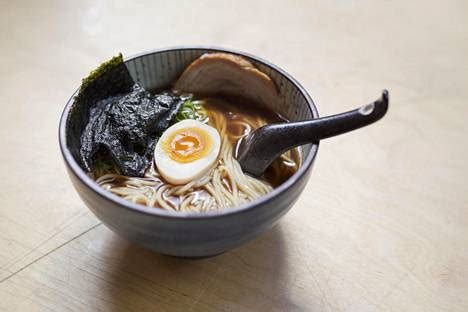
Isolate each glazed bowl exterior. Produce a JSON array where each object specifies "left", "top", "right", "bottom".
[{"left": 59, "top": 46, "right": 319, "bottom": 257}]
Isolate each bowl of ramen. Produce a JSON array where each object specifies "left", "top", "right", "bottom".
[{"left": 59, "top": 46, "right": 319, "bottom": 257}]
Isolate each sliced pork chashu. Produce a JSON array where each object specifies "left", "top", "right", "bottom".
[{"left": 174, "top": 53, "right": 281, "bottom": 108}]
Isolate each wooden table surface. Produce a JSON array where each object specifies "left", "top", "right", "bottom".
[{"left": 1, "top": 1, "right": 467, "bottom": 311}]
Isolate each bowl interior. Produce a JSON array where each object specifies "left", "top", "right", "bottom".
[
  {"left": 62, "top": 47, "right": 319, "bottom": 216},
  {"left": 126, "top": 49, "right": 314, "bottom": 122}
]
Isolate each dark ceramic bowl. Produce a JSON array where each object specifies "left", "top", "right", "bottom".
[{"left": 59, "top": 46, "right": 319, "bottom": 257}]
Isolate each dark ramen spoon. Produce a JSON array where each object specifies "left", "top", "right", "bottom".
[{"left": 237, "top": 90, "right": 389, "bottom": 176}]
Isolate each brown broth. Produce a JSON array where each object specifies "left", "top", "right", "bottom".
[{"left": 201, "top": 97, "right": 301, "bottom": 188}]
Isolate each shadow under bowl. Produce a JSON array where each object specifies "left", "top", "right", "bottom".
[{"left": 59, "top": 46, "right": 319, "bottom": 257}]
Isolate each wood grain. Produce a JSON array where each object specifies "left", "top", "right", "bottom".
[{"left": 1, "top": 0, "right": 467, "bottom": 311}]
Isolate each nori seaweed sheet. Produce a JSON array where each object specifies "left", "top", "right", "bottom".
[{"left": 74, "top": 54, "right": 184, "bottom": 177}]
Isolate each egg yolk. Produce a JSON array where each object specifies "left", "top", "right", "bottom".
[{"left": 162, "top": 127, "right": 212, "bottom": 163}]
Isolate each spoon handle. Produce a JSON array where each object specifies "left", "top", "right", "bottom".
[{"left": 288, "top": 89, "right": 389, "bottom": 143}]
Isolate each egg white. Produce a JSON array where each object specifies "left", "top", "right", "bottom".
[{"left": 154, "top": 119, "right": 221, "bottom": 185}]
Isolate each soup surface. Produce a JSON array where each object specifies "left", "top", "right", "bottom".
[{"left": 94, "top": 95, "right": 301, "bottom": 212}]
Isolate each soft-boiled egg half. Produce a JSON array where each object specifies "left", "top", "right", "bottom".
[{"left": 154, "top": 119, "right": 221, "bottom": 185}]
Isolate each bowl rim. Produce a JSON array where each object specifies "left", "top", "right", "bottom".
[{"left": 59, "top": 45, "right": 320, "bottom": 220}]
